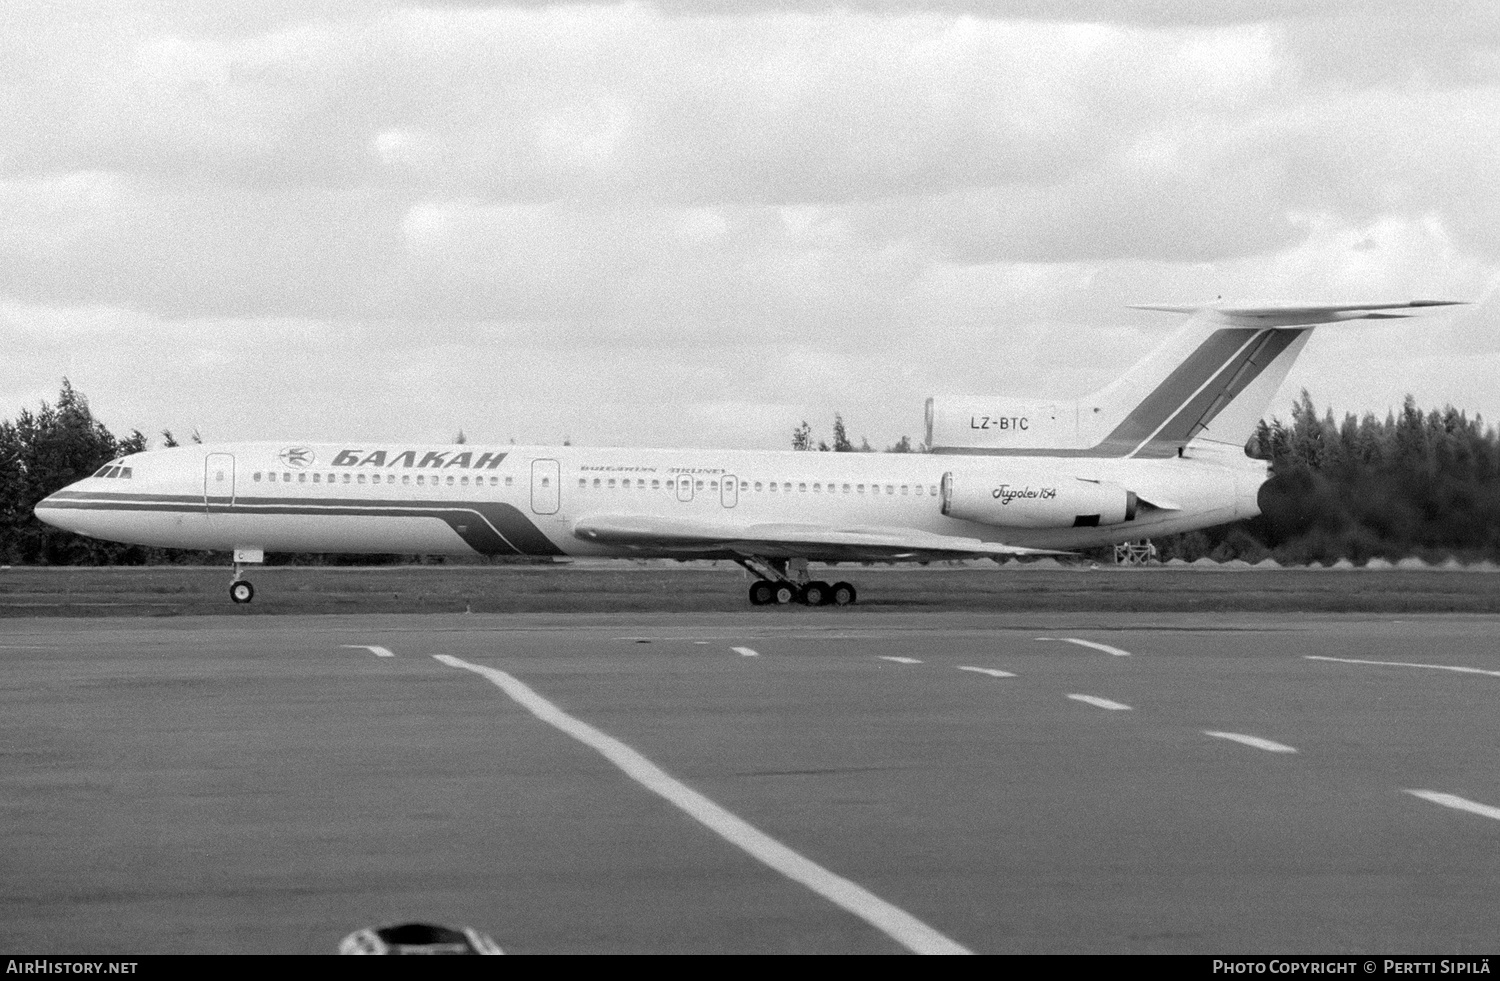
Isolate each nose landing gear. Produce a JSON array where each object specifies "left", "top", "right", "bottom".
[{"left": 229, "top": 547, "right": 264, "bottom": 604}]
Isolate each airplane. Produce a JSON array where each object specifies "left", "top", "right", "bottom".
[{"left": 34, "top": 300, "right": 1462, "bottom": 607}]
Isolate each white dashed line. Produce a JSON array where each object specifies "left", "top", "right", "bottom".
[
  {"left": 1306, "top": 656, "right": 1500, "bottom": 678},
  {"left": 1037, "top": 637, "right": 1132, "bottom": 657},
  {"left": 432, "top": 654, "right": 971, "bottom": 955},
  {"left": 342, "top": 645, "right": 395, "bottom": 658},
  {"left": 1203, "top": 731, "right": 1298, "bottom": 754},
  {"left": 1406, "top": 790, "right": 1500, "bottom": 821},
  {"left": 958, "top": 666, "right": 1016, "bottom": 678},
  {"left": 879, "top": 656, "right": 923, "bottom": 665},
  {"left": 1067, "top": 694, "right": 1132, "bottom": 711},
  {"left": 732, "top": 646, "right": 760, "bottom": 658}
]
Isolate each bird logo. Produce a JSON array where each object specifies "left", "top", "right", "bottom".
[{"left": 279, "top": 446, "right": 315, "bottom": 469}]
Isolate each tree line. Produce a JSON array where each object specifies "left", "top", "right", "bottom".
[
  {"left": 3, "top": 383, "right": 1498, "bottom": 564},
  {"left": 1168, "top": 392, "right": 1500, "bottom": 564}
]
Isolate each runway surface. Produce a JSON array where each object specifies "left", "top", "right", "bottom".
[{"left": 3, "top": 611, "right": 1500, "bottom": 954}]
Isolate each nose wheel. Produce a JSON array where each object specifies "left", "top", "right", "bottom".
[{"left": 230, "top": 579, "right": 255, "bottom": 604}]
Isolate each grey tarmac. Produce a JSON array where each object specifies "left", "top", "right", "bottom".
[{"left": 3, "top": 612, "right": 1500, "bottom": 954}]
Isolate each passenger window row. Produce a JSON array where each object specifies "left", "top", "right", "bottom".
[
  {"left": 574, "top": 476, "right": 938, "bottom": 496},
  {"left": 252, "top": 471, "right": 515, "bottom": 488}
]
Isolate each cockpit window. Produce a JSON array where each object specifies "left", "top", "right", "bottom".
[{"left": 93, "top": 460, "right": 133, "bottom": 479}]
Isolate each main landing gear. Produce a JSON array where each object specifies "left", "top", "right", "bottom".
[{"left": 737, "top": 557, "right": 857, "bottom": 608}]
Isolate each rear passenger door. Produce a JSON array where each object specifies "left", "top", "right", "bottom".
[{"left": 531, "top": 459, "right": 559, "bottom": 515}]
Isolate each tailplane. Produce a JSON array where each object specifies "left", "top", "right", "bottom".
[{"left": 927, "top": 301, "right": 1464, "bottom": 458}]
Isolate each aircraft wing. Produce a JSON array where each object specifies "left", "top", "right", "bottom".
[{"left": 573, "top": 513, "right": 1068, "bottom": 561}]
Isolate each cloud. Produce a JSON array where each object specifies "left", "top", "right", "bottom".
[{"left": 1, "top": 0, "right": 1497, "bottom": 445}]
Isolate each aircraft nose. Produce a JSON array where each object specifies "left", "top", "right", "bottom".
[{"left": 33, "top": 484, "right": 81, "bottom": 530}]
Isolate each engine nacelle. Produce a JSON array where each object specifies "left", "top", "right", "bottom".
[{"left": 941, "top": 471, "right": 1138, "bottom": 529}]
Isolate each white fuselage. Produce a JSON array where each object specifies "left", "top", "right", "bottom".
[{"left": 36, "top": 441, "right": 1265, "bottom": 560}]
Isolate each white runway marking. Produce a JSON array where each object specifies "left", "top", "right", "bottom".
[
  {"left": 732, "top": 646, "right": 760, "bottom": 658},
  {"left": 433, "top": 654, "right": 971, "bottom": 955},
  {"left": 1204, "top": 731, "right": 1298, "bottom": 754},
  {"left": 1406, "top": 790, "right": 1500, "bottom": 821},
  {"left": 1037, "top": 637, "right": 1132, "bottom": 657},
  {"left": 958, "top": 666, "right": 1016, "bottom": 678},
  {"left": 342, "top": 644, "right": 395, "bottom": 658},
  {"left": 879, "top": 656, "right": 923, "bottom": 665},
  {"left": 1067, "top": 694, "right": 1132, "bottom": 711},
  {"left": 1306, "top": 655, "right": 1500, "bottom": 678}
]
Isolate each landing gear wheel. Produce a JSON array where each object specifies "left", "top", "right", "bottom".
[
  {"left": 230, "top": 580, "right": 255, "bottom": 604},
  {"left": 801, "top": 581, "right": 831, "bottom": 607},
  {"left": 748, "top": 581, "right": 775, "bottom": 606},
  {"left": 830, "top": 581, "right": 856, "bottom": 607},
  {"left": 772, "top": 583, "right": 797, "bottom": 605}
]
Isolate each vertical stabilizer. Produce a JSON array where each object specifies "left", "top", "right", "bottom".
[{"left": 926, "top": 300, "right": 1463, "bottom": 458}]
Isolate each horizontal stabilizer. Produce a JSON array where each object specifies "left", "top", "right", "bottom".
[
  {"left": 1129, "top": 300, "right": 1466, "bottom": 329},
  {"left": 574, "top": 513, "right": 1070, "bottom": 561}
]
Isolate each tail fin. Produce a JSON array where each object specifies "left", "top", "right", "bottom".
[{"left": 1087, "top": 301, "right": 1465, "bottom": 458}]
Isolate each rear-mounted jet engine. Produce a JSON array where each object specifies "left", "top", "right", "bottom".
[{"left": 940, "top": 471, "right": 1138, "bottom": 529}]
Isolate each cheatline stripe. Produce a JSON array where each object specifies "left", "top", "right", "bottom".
[
  {"left": 1305, "top": 655, "right": 1500, "bottom": 678},
  {"left": 1406, "top": 790, "right": 1500, "bottom": 821},
  {"left": 1167, "top": 329, "right": 1303, "bottom": 449},
  {"left": 37, "top": 494, "right": 556, "bottom": 556},
  {"left": 1127, "top": 329, "right": 1268, "bottom": 458},
  {"left": 433, "top": 654, "right": 971, "bottom": 955}
]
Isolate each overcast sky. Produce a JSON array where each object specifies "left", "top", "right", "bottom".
[{"left": 3, "top": 0, "right": 1497, "bottom": 450}]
